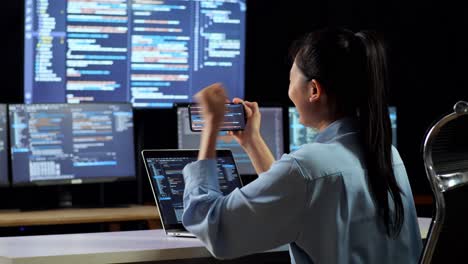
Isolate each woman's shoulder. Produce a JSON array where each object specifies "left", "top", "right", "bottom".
[
  {"left": 290, "top": 141, "right": 353, "bottom": 162},
  {"left": 390, "top": 145, "right": 405, "bottom": 166},
  {"left": 287, "top": 142, "right": 354, "bottom": 180},
  {"left": 291, "top": 141, "right": 405, "bottom": 166}
]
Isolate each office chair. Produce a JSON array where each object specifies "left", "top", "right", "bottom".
[{"left": 420, "top": 101, "right": 468, "bottom": 263}]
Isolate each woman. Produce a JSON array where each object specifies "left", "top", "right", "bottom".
[{"left": 181, "top": 28, "right": 422, "bottom": 263}]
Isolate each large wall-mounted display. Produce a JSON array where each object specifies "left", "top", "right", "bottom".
[{"left": 24, "top": 0, "right": 246, "bottom": 108}]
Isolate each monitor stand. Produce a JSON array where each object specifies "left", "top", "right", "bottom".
[
  {"left": 20, "top": 185, "right": 132, "bottom": 211},
  {"left": 56, "top": 184, "right": 132, "bottom": 209},
  {"left": 19, "top": 186, "right": 78, "bottom": 211},
  {"left": 58, "top": 186, "right": 73, "bottom": 208}
]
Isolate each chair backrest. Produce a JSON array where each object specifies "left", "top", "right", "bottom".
[{"left": 420, "top": 101, "right": 468, "bottom": 263}]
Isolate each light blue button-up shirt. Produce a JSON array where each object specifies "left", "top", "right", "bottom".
[{"left": 182, "top": 118, "right": 423, "bottom": 263}]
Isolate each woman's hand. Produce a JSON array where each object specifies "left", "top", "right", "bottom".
[
  {"left": 194, "top": 83, "right": 227, "bottom": 160},
  {"left": 229, "top": 98, "right": 275, "bottom": 174},
  {"left": 194, "top": 83, "right": 228, "bottom": 130},
  {"left": 228, "top": 98, "right": 262, "bottom": 148}
]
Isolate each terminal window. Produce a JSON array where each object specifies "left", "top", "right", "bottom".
[
  {"left": 24, "top": 0, "right": 246, "bottom": 108},
  {"left": 177, "top": 107, "right": 284, "bottom": 175}
]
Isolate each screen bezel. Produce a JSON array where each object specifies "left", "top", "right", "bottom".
[
  {"left": 0, "top": 104, "right": 9, "bottom": 187},
  {"left": 8, "top": 102, "right": 137, "bottom": 187},
  {"left": 141, "top": 149, "right": 243, "bottom": 233},
  {"left": 188, "top": 103, "right": 246, "bottom": 132}
]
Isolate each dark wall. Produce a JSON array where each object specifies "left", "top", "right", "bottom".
[
  {"left": 242, "top": 0, "right": 468, "bottom": 195},
  {"left": 1, "top": 0, "right": 467, "bottom": 207}
]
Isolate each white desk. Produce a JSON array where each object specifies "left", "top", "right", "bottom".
[
  {"left": 0, "top": 229, "right": 209, "bottom": 264},
  {"left": 0, "top": 218, "right": 431, "bottom": 264}
]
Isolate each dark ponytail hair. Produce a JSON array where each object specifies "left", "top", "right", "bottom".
[{"left": 291, "top": 28, "right": 404, "bottom": 238}]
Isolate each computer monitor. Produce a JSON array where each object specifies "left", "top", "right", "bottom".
[
  {"left": 0, "top": 104, "right": 9, "bottom": 186},
  {"left": 23, "top": 0, "right": 246, "bottom": 108},
  {"left": 177, "top": 107, "right": 284, "bottom": 175},
  {"left": 288, "top": 107, "right": 319, "bottom": 152},
  {"left": 9, "top": 103, "right": 136, "bottom": 186},
  {"left": 389, "top": 106, "right": 397, "bottom": 147},
  {"left": 289, "top": 106, "right": 398, "bottom": 151}
]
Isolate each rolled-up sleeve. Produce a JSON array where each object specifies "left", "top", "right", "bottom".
[{"left": 182, "top": 155, "right": 308, "bottom": 259}]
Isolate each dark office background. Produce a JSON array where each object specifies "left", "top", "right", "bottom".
[{"left": 0, "top": 0, "right": 466, "bottom": 213}]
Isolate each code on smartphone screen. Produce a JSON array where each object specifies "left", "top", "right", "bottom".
[{"left": 189, "top": 104, "right": 246, "bottom": 131}]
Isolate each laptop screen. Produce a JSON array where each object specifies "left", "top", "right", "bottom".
[{"left": 142, "top": 149, "right": 243, "bottom": 232}]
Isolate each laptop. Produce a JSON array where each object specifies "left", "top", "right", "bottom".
[{"left": 141, "top": 149, "right": 244, "bottom": 237}]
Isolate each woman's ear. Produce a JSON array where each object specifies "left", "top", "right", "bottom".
[{"left": 308, "top": 79, "right": 323, "bottom": 102}]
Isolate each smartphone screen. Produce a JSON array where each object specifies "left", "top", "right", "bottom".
[{"left": 189, "top": 103, "right": 246, "bottom": 131}]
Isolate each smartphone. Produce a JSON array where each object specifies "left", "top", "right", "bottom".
[{"left": 188, "top": 103, "right": 246, "bottom": 132}]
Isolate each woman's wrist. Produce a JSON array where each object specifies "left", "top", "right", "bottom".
[
  {"left": 203, "top": 115, "right": 222, "bottom": 130},
  {"left": 240, "top": 132, "right": 263, "bottom": 150},
  {"left": 241, "top": 132, "right": 275, "bottom": 174},
  {"left": 198, "top": 124, "right": 219, "bottom": 160}
]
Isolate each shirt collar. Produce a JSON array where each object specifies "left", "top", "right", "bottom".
[{"left": 314, "top": 117, "right": 359, "bottom": 143}]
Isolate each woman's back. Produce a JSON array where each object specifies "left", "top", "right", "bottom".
[
  {"left": 181, "top": 28, "right": 423, "bottom": 264},
  {"left": 289, "top": 117, "right": 422, "bottom": 263}
]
